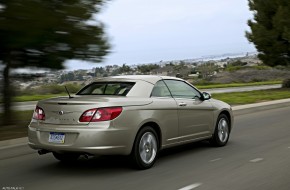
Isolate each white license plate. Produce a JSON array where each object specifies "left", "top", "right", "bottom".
[{"left": 49, "top": 132, "right": 65, "bottom": 144}]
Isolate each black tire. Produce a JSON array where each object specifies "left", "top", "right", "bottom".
[
  {"left": 52, "top": 152, "right": 80, "bottom": 162},
  {"left": 210, "top": 114, "right": 230, "bottom": 147},
  {"left": 131, "top": 126, "right": 159, "bottom": 170}
]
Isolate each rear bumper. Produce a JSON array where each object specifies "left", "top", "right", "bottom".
[{"left": 28, "top": 122, "right": 135, "bottom": 155}]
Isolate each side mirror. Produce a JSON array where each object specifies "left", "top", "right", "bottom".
[{"left": 202, "top": 92, "right": 211, "bottom": 100}]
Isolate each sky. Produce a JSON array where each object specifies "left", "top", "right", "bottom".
[{"left": 65, "top": 0, "right": 256, "bottom": 70}]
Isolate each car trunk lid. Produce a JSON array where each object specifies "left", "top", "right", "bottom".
[{"left": 36, "top": 96, "right": 152, "bottom": 125}]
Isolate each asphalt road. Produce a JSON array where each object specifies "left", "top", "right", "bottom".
[
  {"left": 1, "top": 106, "right": 290, "bottom": 190},
  {"left": 0, "top": 84, "right": 282, "bottom": 112}
]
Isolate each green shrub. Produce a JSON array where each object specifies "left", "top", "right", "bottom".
[
  {"left": 21, "top": 83, "right": 83, "bottom": 95},
  {"left": 230, "top": 61, "right": 247, "bottom": 67},
  {"left": 252, "top": 65, "right": 271, "bottom": 70},
  {"left": 225, "top": 66, "right": 243, "bottom": 72},
  {"left": 282, "top": 78, "right": 290, "bottom": 88},
  {"left": 225, "top": 65, "right": 271, "bottom": 72}
]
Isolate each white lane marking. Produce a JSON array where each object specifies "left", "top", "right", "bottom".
[
  {"left": 210, "top": 158, "right": 221, "bottom": 162},
  {"left": 178, "top": 183, "right": 202, "bottom": 190},
  {"left": 250, "top": 158, "right": 264, "bottom": 163}
]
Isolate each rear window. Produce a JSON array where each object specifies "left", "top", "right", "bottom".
[{"left": 76, "top": 82, "right": 135, "bottom": 96}]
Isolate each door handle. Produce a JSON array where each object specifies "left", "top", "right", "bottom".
[{"left": 178, "top": 102, "right": 187, "bottom": 107}]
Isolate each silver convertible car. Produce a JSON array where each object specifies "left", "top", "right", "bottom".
[{"left": 28, "top": 75, "right": 233, "bottom": 169}]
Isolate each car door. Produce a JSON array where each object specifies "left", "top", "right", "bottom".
[
  {"left": 150, "top": 80, "right": 179, "bottom": 146},
  {"left": 164, "top": 79, "right": 214, "bottom": 142}
]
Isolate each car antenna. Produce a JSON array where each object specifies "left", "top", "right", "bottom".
[{"left": 64, "top": 86, "right": 73, "bottom": 99}]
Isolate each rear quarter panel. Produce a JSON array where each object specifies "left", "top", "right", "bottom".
[{"left": 111, "top": 97, "right": 179, "bottom": 152}]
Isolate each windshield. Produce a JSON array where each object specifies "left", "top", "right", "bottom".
[{"left": 76, "top": 82, "right": 135, "bottom": 96}]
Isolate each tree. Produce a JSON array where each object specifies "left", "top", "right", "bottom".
[
  {"left": 0, "top": 0, "right": 110, "bottom": 125},
  {"left": 95, "top": 67, "right": 105, "bottom": 77},
  {"left": 196, "top": 62, "right": 218, "bottom": 80},
  {"left": 174, "top": 61, "right": 186, "bottom": 73},
  {"left": 60, "top": 74, "right": 67, "bottom": 83},
  {"left": 67, "top": 72, "right": 75, "bottom": 81},
  {"left": 119, "top": 64, "right": 131, "bottom": 73},
  {"left": 76, "top": 74, "right": 84, "bottom": 81},
  {"left": 137, "top": 64, "right": 160, "bottom": 74},
  {"left": 229, "top": 60, "right": 247, "bottom": 67},
  {"left": 246, "top": 0, "right": 290, "bottom": 66}
]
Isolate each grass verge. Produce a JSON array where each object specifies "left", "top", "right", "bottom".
[
  {"left": 196, "top": 81, "right": 281, "bottom": 89},
  {"left": 0, "top": 110, "right": 33, "bottom": 141},
  {"left": 13, "top": 93, "right": 66, "bottom": 102},
  {"left": 5, "top": 81, "right": 282, "bottom": 103},
  {"left": 0, "top": 88, "right": 289, "bottom": 141},
  {"left": 212, "top": 88, "right": 290, "bottom": 105}
]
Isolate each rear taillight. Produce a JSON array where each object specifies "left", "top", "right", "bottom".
[
  {"left": 79, "top": 107, "right": 122, "bottom": 122},
  {"left": 33, "top": 106, "right": 45, "bottom": 120},
  {"left": 79, "top": 108, "right": 97, "bottom": 122}
]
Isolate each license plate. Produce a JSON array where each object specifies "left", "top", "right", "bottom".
[{"left": 49, "top": 132, "right": 65, "bottom": 144}]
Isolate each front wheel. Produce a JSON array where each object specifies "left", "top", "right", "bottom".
[
  {"left": 131, "top": 126, "right": 159, "bottom": 170},
  {"left": 210, "top": 114, "right": 230, "bottom": 147}
]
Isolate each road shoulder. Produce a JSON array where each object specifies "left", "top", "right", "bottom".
[
  {"left": 233, "top": 98, "right": 290, "bottom": 115},
  {"left": 0, "top": 137, "right": 28, "bottom": 150},
  {"left": 1, "top": 98, "right": 290, "bottom": 148}
]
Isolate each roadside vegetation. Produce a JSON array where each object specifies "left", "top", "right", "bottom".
[
  {"left": 13, "top": 94, "right": 67, "bottom": 102},
  {"left": 1, "top": 88, "right": 289, "bottom": 141},
  {"left": 0, "top": 1, "right": 111, "bottom": 126},
  {"left": 7, "top": 83, "right": 83, "bottom": 103},
  {"left": 206, "top": 67, "right": 290, "bottom": 84},
  {"left": 212, "top": 88, "right": 290, "bottom": 105},
  {"left": 0, "top": 110, "right": 33, "bottom": 140},
  {"left": 3, "top": 80, "right": 282, "bottom": 103},
  {"left": 196, "top": 80, "right": 281, "bottom": 89},
  {"left": 20, "top": 83, "right": 82, "bottom": 95},
  {"left": 14, "top": 86, "right": 289, "bottom": 105}
]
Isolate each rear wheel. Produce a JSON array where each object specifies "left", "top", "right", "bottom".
[
  {"left": 52, "top": 152, "right": 80, "bottom": 162},
  {"left": 210, "top": 114, "right": 230, "bottom": 147},
  {"left": 131, "top": 126, "right": 159, "bottom": 169}
]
